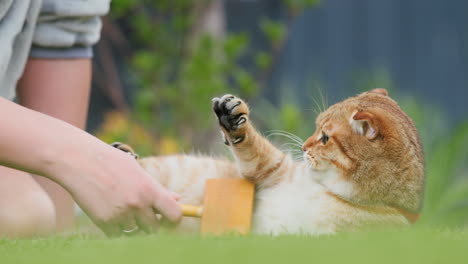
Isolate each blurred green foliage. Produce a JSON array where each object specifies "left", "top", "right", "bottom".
[
  {"left": 422, "top": 123, "right": 468, "bottom": 227},
  {"left": 396, "top": 94, "right": 468, "bottom": 227},
  {"left": 101, "top": 0, "right": 316, "bottom": 155}
]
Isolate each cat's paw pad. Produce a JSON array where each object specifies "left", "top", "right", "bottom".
[{"left": 212, "top": 94, "right": 250, "bottom": 134}]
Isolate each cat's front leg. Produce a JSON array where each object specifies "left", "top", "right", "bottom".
[{"left": 212, "top": 95, "right": 291, "bottom": 187}]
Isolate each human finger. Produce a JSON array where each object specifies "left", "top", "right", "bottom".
[
  {"left": 135, "top": 208, "right": 160, "bottom": 234},
  {"left": 169, "top": 191, "right": 181, "bottom": 201},
  {"left": 152, "top": 188, "right": 182, "bottom": 223},
  {"left": 119, "top": 214, "right": 140, "bottom": 236},
  {"left": 97, "top": 220, "right": 121, "bottom": 237}
]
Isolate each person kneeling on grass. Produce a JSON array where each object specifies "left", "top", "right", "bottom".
[{"left": 0, "top": 1, "right": 181, "bottom": 237}]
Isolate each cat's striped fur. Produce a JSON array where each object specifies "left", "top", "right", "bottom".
[{"left": 115, "top": 89, "right": 424, "bottom": 235}]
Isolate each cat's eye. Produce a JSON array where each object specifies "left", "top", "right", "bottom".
[{"left": 320, "top": 133, "right": 329, "bottom": 144}]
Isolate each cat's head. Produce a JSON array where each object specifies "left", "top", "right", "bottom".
[{"left": 302, "top": 88, "right": 424, "bottom": 213}]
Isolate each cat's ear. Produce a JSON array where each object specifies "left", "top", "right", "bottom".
[
  {"left": 350, "top": 110, "right": 379, "bottom": 139},
  {"left": 368, "top": 88, "right": 388, "bottom": 96}
]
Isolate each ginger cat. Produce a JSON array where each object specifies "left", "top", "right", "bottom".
[{"left": 114, "top": 88, "right": 424, "bottom": 235}]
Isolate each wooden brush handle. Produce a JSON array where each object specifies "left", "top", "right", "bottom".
[{"left": 180, "top": 204, "right": 203, "bottom": 217}]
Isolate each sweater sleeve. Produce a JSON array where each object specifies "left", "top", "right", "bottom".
[{"left": 30, "top": 0, "right": 110, "bottom": 59}]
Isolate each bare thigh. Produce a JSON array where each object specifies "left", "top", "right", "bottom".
[
  {"left": 17, "top": 58, "right": 92, "bottom": 231},
  {"left": 0, "top": 166, "right": 56, "bottom": 237}
]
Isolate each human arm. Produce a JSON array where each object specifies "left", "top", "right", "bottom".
[
  {"left": 17, "top": 58, "right": 92, "bottom": 231},
  {"left": 0, "top": 97, "right": 181, "bottom": 236}
]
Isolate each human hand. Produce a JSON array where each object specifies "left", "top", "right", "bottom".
[{"left": 47, "top": 141, "right": 182, "bottom": 236}]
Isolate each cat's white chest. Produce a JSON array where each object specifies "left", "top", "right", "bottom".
[{"left": 251, "top": 169, "right": 336, "bottom": 235}]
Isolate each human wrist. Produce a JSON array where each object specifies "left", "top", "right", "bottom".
[{"left": 39, "top": 135, "right": 112, "bottom": 188}]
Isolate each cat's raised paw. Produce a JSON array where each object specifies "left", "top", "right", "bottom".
[{"left": 212, "top": 95, "right": 250, "bottom": 141}]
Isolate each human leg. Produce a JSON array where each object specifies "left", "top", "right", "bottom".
[
  {"left": 0, "top": 166, "right": 56, "bottom": 237},
  {"left": 16, "top": 58, "right": 92, "bottom": 231}
]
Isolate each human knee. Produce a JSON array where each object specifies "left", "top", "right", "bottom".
[{"left": 0, "top": 187, "right": 56, "bottom": 237}]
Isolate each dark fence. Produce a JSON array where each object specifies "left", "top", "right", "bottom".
[{"left": 228, "top": 0, "right": 468, "bottom": 125}]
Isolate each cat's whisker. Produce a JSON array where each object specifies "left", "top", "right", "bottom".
[
  {"left": 282, "top": 149, "right": 301, "bottom": 155},
  {"left": 279, "top": 140, "right": 303, "bottom": 146},
  {"left": 317, "top": 86, "right": 328, "bottom": 113},
  {"left": 265, "top": 130, "right": 304, "bottom": 145},
  {"left": 279, "top": 144, "right": 302, "bottom": 152},
  {"left": 293, "top": 155, "right": 305, "bottom": 161},
  {"left": 283, "top": 150, "right": 304, "bottom": 161},
  {"left": 268, "top": 135, "right": 304, "bottom": 147},
  {"left": 266, "top": 129, "right": 303, "bottom": 141},
  {"left": 279, "top": 145, "right": 302, "bottom": 152},
  {"left": 311, "top": 94, "right": 324, "bottom": 114},
  {"left": 287, "top": 153, "right": 303, "bottom": 157},
  {"left": 265, "top": 131, "right": 301, "bottom": 140},
  {"left": 264, "top": 129, "right": 306, "bottom": 163},
  {"left": 285, "top": 151, "right": 304, "bottom": 158},
  {"left": 303, "top": 107, "right": 320, "bottom": 115},
  {"left": 279, "top": 143, "right": 303, "bottom": 151}
]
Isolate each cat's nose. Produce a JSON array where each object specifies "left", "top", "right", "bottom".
[
  {"left": 302, "top": 136, "right": 315, "bottom": 151},
  {"left": 302, "top": 143, "right": 311, "bottom": 152}
]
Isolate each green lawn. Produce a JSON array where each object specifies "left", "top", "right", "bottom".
[{"left": 1, "top": 227, "right": 467, "bottom": 264}]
